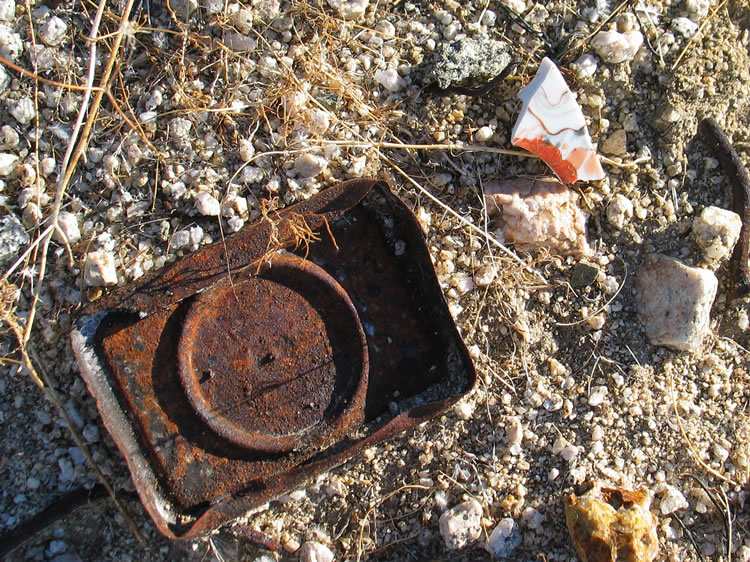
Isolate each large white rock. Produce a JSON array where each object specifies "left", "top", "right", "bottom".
[
  {"left": 635, "top": 255, "right": 717, "bottom": 352},
  {"left": 692, "top": 206, "right": 742, "bottom": 264},
  {"left": 439, "top": 499, "right": 483, "bottom": 550},
  {"left": 84, "top": 250, "right": 118, "bottom": 286}
]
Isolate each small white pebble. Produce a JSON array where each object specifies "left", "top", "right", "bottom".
[
  {"left": 297, "top": 541, "right": 334, "bottom": 562},
  {"left": 607, "top": 194, "right": 634, "bottom": 229},
  {"left": 10, "top": 96, "right": 35, "bottom": 125},
  {"left": 474, "top": 126, "right": 493, "bottom": 142},
  {"left": 84, "top": 250, "right": 117, "bottom": 286},
  {"left": 294, "top": 153, "right": 327, "bottom": 178},
  {"left": 0, "top": 152, "right": 17, "bottom": 176},
  {"left": 660, "top": 485, "right": 689, "bottom": 515},
  {"left": 54, "top": 211, "right": 81, "bottom": 244},
  {"left": 573, "top": 54, "right": 598, "bottom": 77},
  {"left": 326, "top": 0, "right": 368, "bottom": 20},
  {"left": 41, "top": 16, "right": 67, "bottom": 46},
  {"left": 195, "top": 192, "right": 221, "bottom": 216},
  {"left": 587, "top": 385, "right": 608, "bottom": 407},
  {"left": 454, "top": 399, "right": 474, "bottom": 420},
  {"left": 374, "top": 68, "right": 406, "bottom": 92}
]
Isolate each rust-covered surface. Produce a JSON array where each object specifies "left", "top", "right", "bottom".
[{"left": 71, "top": 179, "right": 476, "bottom": 539}]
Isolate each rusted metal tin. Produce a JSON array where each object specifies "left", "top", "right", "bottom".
[{"left": 72, "top": 179, "right": 476, "bottom": 539}]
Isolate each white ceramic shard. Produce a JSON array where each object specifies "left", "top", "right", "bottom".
[{"left": 511, "top": 57, "right": 606, "bottom": 184}]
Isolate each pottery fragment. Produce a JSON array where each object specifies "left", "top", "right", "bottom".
[{"left": 511, "top": 57, "right": 606, "bottom": 184}]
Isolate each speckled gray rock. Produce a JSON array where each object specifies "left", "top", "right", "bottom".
[
  {"left": 0, "top": 213, "right": 29, "bottom": 266},
  {"left": 439, "top": 499, "right": 483, "bottom": 550},
  {"left": 635, "top": 255, "right": 717, "bottom": 352},
  {"left": 430, "top": 36, "right": 511, "bottom": 90}
]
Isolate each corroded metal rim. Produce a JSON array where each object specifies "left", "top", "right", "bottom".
[{"left": 177, "top": 252, "right": 369, "bottom": 453}]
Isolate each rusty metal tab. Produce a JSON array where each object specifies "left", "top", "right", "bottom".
[{"left": 71, "top": 179, "right": 476, "bottom": 539}]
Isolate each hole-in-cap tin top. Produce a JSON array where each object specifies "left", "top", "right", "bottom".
[{"left": 178, "top": 252, "right": 368, "bottom": 453}]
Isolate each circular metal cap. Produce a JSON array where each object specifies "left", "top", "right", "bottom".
[{"left": 177, "top": 253, "right": 368, "bottom": 453}]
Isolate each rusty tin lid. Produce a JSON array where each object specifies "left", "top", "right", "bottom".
[{"left": 71, "top": 179, "right": 476, "bottom": 539}]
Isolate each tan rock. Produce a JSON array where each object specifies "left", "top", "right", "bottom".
[
  {"left": 565, "top": 484, "right": 658, "bottom": 562},
  {"left": 635, "top": 255, "right": 717, "bottom": 352},
  {"left": 600, "top": 129, "right": 627, "bottom": 156},
  {"left": 485, "top": 177, "right": 592, "bottom": 257}
]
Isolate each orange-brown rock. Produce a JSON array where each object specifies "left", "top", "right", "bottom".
[{"left": 565, "top": 484, "right": 658, "bottom": 562}]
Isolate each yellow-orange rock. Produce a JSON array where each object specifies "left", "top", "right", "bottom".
[{"left": 565, "top": 484, "right": 658, "bottom": 562}]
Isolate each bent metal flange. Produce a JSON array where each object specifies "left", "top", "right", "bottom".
[{"left": 71, "top": 179, "right": 476, "bottom": 539}]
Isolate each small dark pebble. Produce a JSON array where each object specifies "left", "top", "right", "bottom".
[{"left": 571, "top": 262, "right": 600, "bottom": 288}]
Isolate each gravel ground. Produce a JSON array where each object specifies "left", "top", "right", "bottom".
[{"left": 0, "top": 0, "right": 749, "bottom": 560}]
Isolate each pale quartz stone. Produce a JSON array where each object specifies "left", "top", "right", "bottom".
[
  {"left": 239, "top": 139, "right": 255, "bottom": 162},
  {"left": 294, "top": 153, "right": 327, "bottom": 177},
  {"left": 636, "top": 255, "right": 717, "bottom": 352},
  {"left": 588, "top": 385, "right": 608, "bottom": 407},
  {"left": 374, "top": 68, "right": 406, "bottom": 92},
  {"left": 0, "top": 152, "right": 17, "bottom": 175},
  {"left": 40, "top": 156, "right": 55, "bottom": 177},
  {"left": 0, "top": 23, "right": 23, "bottom": 61},
  {"left": 84, "top": 251, "right": 117, "bottom": 286},
  {"left": 659, "top": 485, "right": 689, "bottom": 515},
  {"left": 195, "top": 192, "right": 221, "bottom": 216},
  {"left": 607, "top": 194, "right": 634, "bottom": 229},
  {"left": 600, "top": 129, "right": 627, "bottom": 155},
  {"left": 685, "top": 0, "right": 709, "bottom": 18},
  {"left": 233, "top": 7, "right": 253, "bottom": 34},
  {"left": 0, "top": 63, "right": 9, "bottom": 92},
  {"left": 454, "top": 399, "right": 475, "bottom": 420},
  {"left": 504, "top": 416, "right": 523, "bottom": 455},
  {"left": 223, "top": 32, "right": 256, "bottom": 52},
  {"left": 474, "top": 125, "right": 493, "bottom": 142},
  {"left": 297, "top": 541, "right": 334, "bottom": 562},
  {"left": 591, "top": 30, "right": 644, "bottom": 63},
  {"left": 53, "top": 211, "right": 81, "bottom": 244},
  {"left": 485, "top": 177, "right": 593, "bottom": 257},
  {"left": 171, "top": 229, "right": 190, "bottom": 249},
  {"left": 692, "top": 206, "right": 742, "bottom": 264},
  {"left": 40, "top": 16, "right": 67, "bottom": 46},
  {"left": 439, "top": 499, "right": 483, "bottom": 549},
  {"left": 522, "top": 506, "right": 545, "bottom": 530},
  {"left": 484, "top": 518, "right": 521, "bottom": 557},
  {"left": 573, "top": 54, "right": 598, "bottom": 77},
  {"left": 0, "top": 0, "right": 14, "bottom": 22},
  {"left": 672, "top": 17, "right": 699, "bottom": 38},
  {"left": 10, "top": 96, "right": 34, "bottom": 125},
  {"left": 326, "top": 0, "right": 368, "bottom": 20}
]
